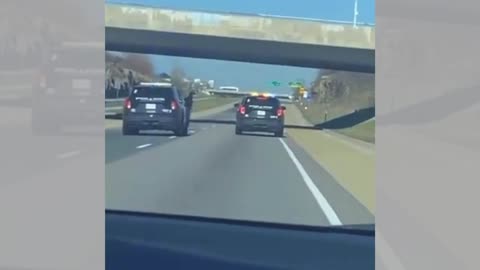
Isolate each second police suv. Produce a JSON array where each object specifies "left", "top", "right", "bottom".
[{"left": 234, "top": 93, "right": 286, "bottom": 137}]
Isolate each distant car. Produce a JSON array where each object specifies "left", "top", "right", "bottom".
[
  {"left": 122, "top": 82, "right": 188, "bottom": 136},
  {"left": 234, "top": 95, "right": 286, "bottom": 137},
  {"left": 219, "top": 86, "right": 240, "bottom": 92}
]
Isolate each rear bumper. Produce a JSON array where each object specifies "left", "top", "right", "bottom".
[
  {"left": 237, "top": 118, "right": 284, "bottom": 132},
  {"left": 124, "top": 113, "right": 180, "bottom": 130}
]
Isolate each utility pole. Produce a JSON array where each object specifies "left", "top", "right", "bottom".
[{"left": 353, "top": 0, "right": 359, "bottom": 28}]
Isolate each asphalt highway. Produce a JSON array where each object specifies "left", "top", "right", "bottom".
[{"left": 106, "top": 108, "right": 374, "bottom": 226}]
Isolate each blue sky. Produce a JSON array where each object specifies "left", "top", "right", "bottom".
[{"left": 107, "top": 0, "right": 375, "bottom": 93}]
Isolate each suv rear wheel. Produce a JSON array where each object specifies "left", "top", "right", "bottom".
[
  {"left": 274, "top": 129, "right": 284, "bottom": 137},
  {"left": 122, "top": 123, "right": 138, "bottom": 135},
  {"left": 174, "top": 116, "right": 188, "bottom": 137},
  {"left": 235, "top": 126, "right": 242, "bottom": 135}
]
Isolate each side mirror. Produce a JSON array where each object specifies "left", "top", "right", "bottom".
[{"left": 234, "top": 103, "right": 239, "bottom": 108}]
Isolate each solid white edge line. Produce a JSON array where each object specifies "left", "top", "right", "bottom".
[
  {"left": 136, "top": 143, "right": 152, "bottom": 149},
  {"left": 278, "top": 138, "right": 342, "bottom": 225}
]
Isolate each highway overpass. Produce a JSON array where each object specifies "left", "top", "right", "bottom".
[{"left": 105, "top": 3, "right": 375, "bottom": 73}]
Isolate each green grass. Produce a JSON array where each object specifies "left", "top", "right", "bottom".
[
  {"left": 192, "top": 97, "right": 238, "bottom": 112},
  {"left": 297, "top": 102, "right": 352, "bottom": 125},
  {"left": 336, "top": 120, "right": 375, "bottom": 143},
  {"left": 296, "top": 96, "right": 373, "bottom": 124}
]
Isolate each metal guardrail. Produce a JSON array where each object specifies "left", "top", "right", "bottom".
[
  {"left": 105, "top": 98, "right": 125, "bottom": 116},
  {"left": 105, "top": 96, "right": 218, "bottom": 116}
]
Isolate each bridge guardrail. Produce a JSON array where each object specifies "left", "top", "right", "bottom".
[{"left": 105, "top": 3, "right": 375, "bottom": 49}]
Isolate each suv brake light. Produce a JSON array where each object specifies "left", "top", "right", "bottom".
[
  {"left": 239, "top": 105, "right": 246, "bottom": 114},
  {"left": 277, "top": 108, "right": 284, "bottom": 117},
  {"left": 124, "top": 98, "right": 132, "bottom": 109},
  {"left": 171, "top": 100, "right": 178, "bottom": 110}
]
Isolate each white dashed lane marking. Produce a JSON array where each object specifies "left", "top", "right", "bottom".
[{"left": 136, "top": 144, "right": 152, "bottom": 149}]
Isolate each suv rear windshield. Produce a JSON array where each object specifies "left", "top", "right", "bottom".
[
  {"left": 244, "top": 96, "right": 280, "bottom": 110},
  {"left": 131, "top": 87, "right": 175, "bottom": 101}
]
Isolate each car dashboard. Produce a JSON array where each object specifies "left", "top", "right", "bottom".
[{"left": 106, "top": 210, "right": 375, "bottom": 270}]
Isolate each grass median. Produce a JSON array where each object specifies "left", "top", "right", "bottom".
[
  {"left": 191, "top": 97, "right": 238, "bottom": 112},
  {"left": 336, "top": 120, "right": 375, "bottom": 143}
]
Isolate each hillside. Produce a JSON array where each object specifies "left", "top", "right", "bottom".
[
  {"left": 105, "top": 52, "right": 194, "bottom": 98},
  {"left": 297, "top": 70, "right": 375, "bottom": 124},
  {"left": 105, "top": 52, "right": 154, "bottom": 98}
]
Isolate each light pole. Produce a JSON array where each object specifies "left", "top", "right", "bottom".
[{"left": 353, "top": 0, "right": 359, "bottom": 28}]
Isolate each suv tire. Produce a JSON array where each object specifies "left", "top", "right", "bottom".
[
  {"left": 274, "top": 129, "right": 284, "bottom": 137},
  {"left": 122, "top": 123, "right": 138, "bottom": 135},
  {"left": 174, "top": 116, "right": 187, "bottom": 137}
]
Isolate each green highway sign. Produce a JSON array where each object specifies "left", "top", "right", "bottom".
[
  {"left": 271, "top": 81, "right": 281, "bottom": 86},
  {"left": 288, "top": 81, "right": 303, "bottom": 88}
]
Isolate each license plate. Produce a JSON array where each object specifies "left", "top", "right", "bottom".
[
  {"left": 145, "top": 103, "right": 156, "bottom": 110},
  {"left": 257, "top": 110, "right": 266, "bottom": 116},
  {"left": 72, "top": 79, "right": 91, "bottom": 89}
]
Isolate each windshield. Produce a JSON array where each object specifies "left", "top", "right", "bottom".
[
  {"left": 105, "top": 2, "right": 375, "bottom": 231},
  {"left": 131, "top": 87, "right": 174, "bottom": 101},
  {"left": 244, "top": 97, "right": 280, "bottom": 112},
  {"left": 106, "top": 53, "right": 375, "bottom": 229}
]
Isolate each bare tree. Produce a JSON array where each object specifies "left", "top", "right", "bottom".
[
  {"left": 170, "top": 66, "right": 188, "bottom": 95},
  {"left": 122, "top": 53, "right": 154, "bottom": 78}
]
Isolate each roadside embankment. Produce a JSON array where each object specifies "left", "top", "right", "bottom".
[{"left": 285, "top": 104, "right": 375, "bottom": 214}]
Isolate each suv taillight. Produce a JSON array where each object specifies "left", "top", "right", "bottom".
[
  {"left": 277, "top": 108, "right": 284, "bottom": 117},
  {"left": 171, "top": 100, "right": 178, "bottom": 110},
  {"left": 124, "top": 98, "right": 132, "bottom": 109},
  {"left": 239, "top": 105, "right": 246, "bottom": 114}
]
